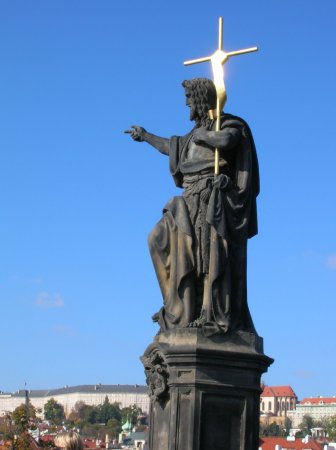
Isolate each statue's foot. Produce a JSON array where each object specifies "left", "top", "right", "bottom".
[{"left": 187, "top": 314, "right": 207, "bottom": 328}]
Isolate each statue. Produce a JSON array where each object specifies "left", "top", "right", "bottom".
[
  {"left": 125, "top": 77, "right": 259, "bottom": 336},
  {"left": 129, "top": 20, "right": 273, "bottom": 450}
]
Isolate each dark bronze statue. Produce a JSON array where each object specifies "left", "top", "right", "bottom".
[{"left": 126, "top": 78, "right": 259, "bottom": 336}]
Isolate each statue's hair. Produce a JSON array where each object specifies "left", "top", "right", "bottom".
[
  {"left": 182, "top": 78, "right": 217, "bottom": 127},
  {"left": 54, "top": 432, "right": 83, "bottom": 450}
]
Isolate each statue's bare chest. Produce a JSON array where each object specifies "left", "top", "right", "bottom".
[{"left": 186, "top": 140, "right": 214, "bottom": 162}]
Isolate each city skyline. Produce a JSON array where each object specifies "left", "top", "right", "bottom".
[{"left": 1, "top": 381, "right": 334, "bottom": 402}]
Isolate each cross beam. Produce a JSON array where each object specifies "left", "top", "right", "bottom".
[{"left": 184, "top": 17, "right": 258, "bottom": 174}]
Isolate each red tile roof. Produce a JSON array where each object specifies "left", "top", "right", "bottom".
[
  {"left": 40, "top": 436, "right": 54, "bottom": 443},
  {"left": 300, "top": 397, "right": 336, "bottom": 405},
  {"left": 83, "top": 439, "right": 104, "bottom": 449},
  {"left": 261, "top": 386, "right": 297, "bottom": 398},
  {"left": 83, "top": 442, "right": 98, "bottom": 449},
  {"left": 259, "top": 437, "right": 323, "bottom": 450}
]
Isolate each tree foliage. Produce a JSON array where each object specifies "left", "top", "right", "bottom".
[
  {"left": 99, "top": 397, "right": 121, "bottom": 425},
  {"left": 298, "top": 414, "right": 314, "bottom": 436},
  {"left": 12, "top": 403, "right": 36, "bottom": 432},
  {"left": 0, "top": 414, "right": 15, "bottom": 440},
  {"left": 121, "top": 404, "right": 142, "bottom": 425},
  {"left": 66, "top": 400, "right": 145, "bottom": 439},
  {"left": 68, "top": 398, "right": 122, "bottom": 426},
  {"left": 259, "top": 421, "right": 284, "bottom": 437},
  {"left": 4, "top": 404, "right": 39, "bottom": 450},
  {"left": 326, "top": 415, "right": 336, "bottom": 441},
  {"left": 44, "top": 398, "right": 65, "bottom": 424},
  {"left": 284, "top": 417, "right": 292, "bottom": 434},
  {"left": 15, "top": 432, "right": 32, "bottom": 450},
  {"left": 106, "top": 418, "right": 122, "bottom": 436},
  {"left": 68, "top": 402, "right": 95, "bottom": 424}
]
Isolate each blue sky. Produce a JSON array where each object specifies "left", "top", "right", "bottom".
[{"left": 0, "top": 0, "right": 335, "bottom": 401}]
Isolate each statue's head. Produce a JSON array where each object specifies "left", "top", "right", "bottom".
[{"left": 182, "top": 78, "right": 217, "bottom": 127}]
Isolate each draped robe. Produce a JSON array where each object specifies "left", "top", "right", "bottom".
[{"left": 148, "top": 113, "right": 259, "bottom": 335}]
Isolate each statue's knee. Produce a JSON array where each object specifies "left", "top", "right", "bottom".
[
  {"left": 148, "top": 225, "right": 162, "bottom": 251},
  {"left": 148, "top": 229, "right": 155, "bottom": 251}
]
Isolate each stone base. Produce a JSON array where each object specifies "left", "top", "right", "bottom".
[{"left": 141, "top": 328, "right": 273, "bottom": 450}]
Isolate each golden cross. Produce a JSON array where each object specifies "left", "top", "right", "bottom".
[{"left": 184, "top": 17, "right": 258, "bottom": 174}]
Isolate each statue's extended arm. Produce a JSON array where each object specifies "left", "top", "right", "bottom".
[
  {"left": 192, "top": 126, "right": 241, "bottom": 151},
  {"left": 125, "top": 125, "right": 169, "bottom": 156}
]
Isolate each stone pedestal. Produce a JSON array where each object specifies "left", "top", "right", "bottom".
[{"left": 141, "top": 328, "right": 273, "bottom": 450}]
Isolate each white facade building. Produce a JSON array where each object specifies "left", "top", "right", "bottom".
[
  {"left": 0, "top": 384, "right": 150, "bottom": 416},
  {"left": 288, "top": 397, "right": 336, "bottom": 428}
]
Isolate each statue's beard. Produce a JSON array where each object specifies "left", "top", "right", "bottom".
[
  {"left": 188, "top": 103, "right": 211, "bottom": 127},
  {"left": 189, "top": 107, "right": 197, "bottom": 122},
  {"left": 194, "top": 113, "right": 209, "bottom": 128}
]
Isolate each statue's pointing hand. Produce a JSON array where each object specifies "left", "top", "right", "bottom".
[{"left": 124, "top": 125, "right": 146, "bottom": 142}]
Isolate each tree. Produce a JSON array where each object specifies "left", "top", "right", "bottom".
[
  {"left": 98, "top": 397, "right": 121, "bottom": 425},
  {"left": 68, "top": 402, "right": 85, "bottom": 423},
  {"left": 284, "top": 417, "right": 292, "bottom": 435},
  {"left": 71, "top": 401, "right": 86, "bottom": 420},
  {"left": 259, "top": 421, "right": 283, "bottom": 437},
  {"left": 11, "top": 404, "right": 36, "bottom": 450},
  {"left": 121, "top": 405, "right": 142, "bottom": 426},
  {"left": 80, "top": 423, "right": 103, "bottom": 439},
  {"left": 75, "top": 407, "right": 98, "bottom": 426},
  {"left": 0, "top": 414, "right": 15, "bottom": 441},
  {"left": 12, "top": 403, "right": 36, "bottom": 433},
  {"left": 15, "top": 432, "right": 32, "bottom": 450},
  {"left": 66, "top": 399, "right": 125, "bottom": 440},
  {"left": 44, "top": 398, "right": 65, "bottom": 424},
  {"left": 107, "top": 418, "right": 122, "bottom": 438},
  {"left": 326, "top": 415, "right": 336, "bottom": 441},
  {"left": 299, "top": 414, "right": 314, "bottom": 436}
]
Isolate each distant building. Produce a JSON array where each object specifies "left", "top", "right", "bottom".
[
  {"left": 288, "top": 396, "right": 336, "bottom": 428},
  {"left": 0, "top": 384, "right": 149, "bottom": 416},
  {"left": 259, "top": 436, "right": 324, "bottom": 450},
  {"left": 129, "top": 431, "right": 148, "bottom": 449},
  {"left": 119, "top": 416, "right": 133, "bottom": 444},
  {"left": 260, "top": 385, "right": 297, "bottom": 418}
]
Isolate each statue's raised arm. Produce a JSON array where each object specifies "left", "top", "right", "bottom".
[{"left": 125, "top": 125, "right": 169, "bottom": 155}]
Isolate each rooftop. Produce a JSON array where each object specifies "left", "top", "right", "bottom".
[
  {"left": 1, "top": 384, "right": 148, "bottom": 398},
  {"left": 261, "top": 385, "right": 297, "bottom": 398},
  {"left": 300, "top": 397, "right": 336, "bottom": 405},
  {"left": 259, "top": 437, "right": 323, "bottom": 450}
]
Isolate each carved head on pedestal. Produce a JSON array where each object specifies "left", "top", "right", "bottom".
[{"left": 141, "top": 349, "right": 170, "bottom": 403}]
